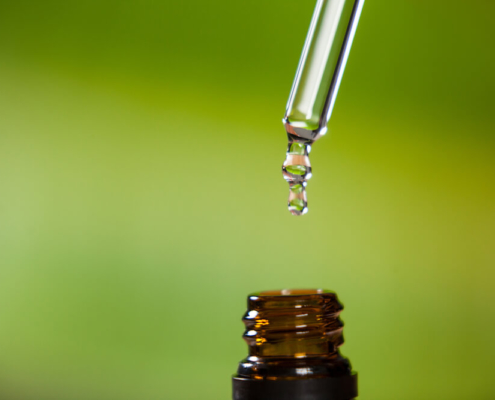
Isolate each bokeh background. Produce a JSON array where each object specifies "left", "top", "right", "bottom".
[{"left": 1, "top": 1, "right": 494, "bottom": 399}]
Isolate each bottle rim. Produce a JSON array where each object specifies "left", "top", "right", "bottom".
[{"left": 250, "top": 289, "right": 332, "bottom": 298}]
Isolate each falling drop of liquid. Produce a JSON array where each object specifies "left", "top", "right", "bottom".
[{"left": 282, "top": 135, "right": 313, "bottom": 216}]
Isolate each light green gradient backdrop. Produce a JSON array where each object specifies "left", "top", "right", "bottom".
[{"left": 0, "top": 1, "right": 494, "bottom": 399}]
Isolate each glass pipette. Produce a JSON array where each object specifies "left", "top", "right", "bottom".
[{"left": 282, "top": 0, "right": 365, "bottom": 215}]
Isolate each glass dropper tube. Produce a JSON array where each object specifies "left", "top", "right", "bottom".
[
  {"left": 282, "top": 0, "right": 364, "bottom": 216},
  {"left": 284, "top": 0, "right": 365, "bottom": 138}
]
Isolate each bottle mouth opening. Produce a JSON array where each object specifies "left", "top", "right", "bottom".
[{"left": 255, "top": 289, "right": 331, "bottom": 297}]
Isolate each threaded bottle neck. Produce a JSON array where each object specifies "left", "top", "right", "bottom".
[
  {"left": 233, "top": 289, "right": 357, "bottom": 400},
  {"left": 243, "top": 289, "right": 344, "bottom": 358}
]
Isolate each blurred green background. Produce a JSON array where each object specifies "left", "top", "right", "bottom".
[{"left": 0, "top": 1, "right": 494, "bottom": 399}]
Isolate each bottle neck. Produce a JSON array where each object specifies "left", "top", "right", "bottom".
[
  {"left": 233, "top": 289, "right": 357, "bottom": 400},
  {"left": 236, "top": 289, "right": 352, "bottom": 381},
  {"left": 243, "top": 289, "right": 344, "bottom": 359}
]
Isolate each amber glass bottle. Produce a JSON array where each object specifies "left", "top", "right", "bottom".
[{"left": 232, "top": 289, "right": 357, "bottom": 400}]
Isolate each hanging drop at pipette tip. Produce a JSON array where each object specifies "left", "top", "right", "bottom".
[{"left": 282, "top": 138, "right": 313, "bottom": 216}]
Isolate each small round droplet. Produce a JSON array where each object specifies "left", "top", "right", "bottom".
[
  {"left": 288, "top": 198, "right": 308, "bottom": 215},
  {"left": 289, "top": 198, "right": 305, "bottom": 210}
]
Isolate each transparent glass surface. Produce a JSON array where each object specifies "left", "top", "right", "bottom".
[{"left": 285, "top": 0, "right": 363, "bottom": 131}]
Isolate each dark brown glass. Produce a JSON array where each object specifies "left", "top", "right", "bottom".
[{"left": 233, "top": 289, "right": 357, "bottom": 400}]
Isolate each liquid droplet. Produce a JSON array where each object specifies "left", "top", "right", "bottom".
[
  {"left": 282, "top": 136, "right": 313, "bottom": 216},
  {"left": 290, "top": 184, "right": 304, "bottom": 194},
  {"left": 289, "top": 142, "right": 306, "bottom": 155},
  {"left": 289, "top": 197, "right": 306, "bottom": 214},
  {"left": 285, "top": 165, "right": 307, "bottom": 176}
]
